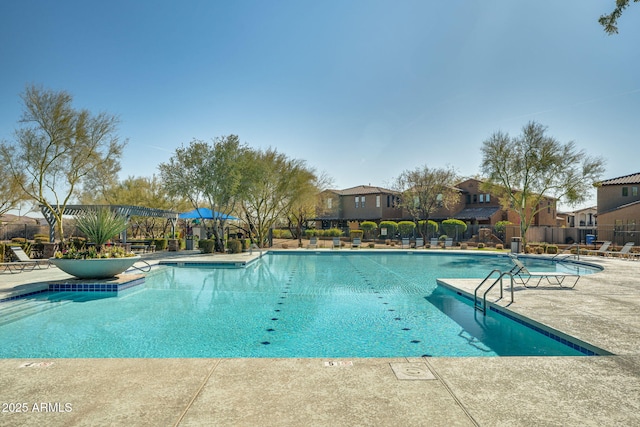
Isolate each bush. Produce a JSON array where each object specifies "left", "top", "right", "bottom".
[
  {"left": 11, "top": 237, "right": 27, "bottom": 244},
  {"left": 367, "top": 242, "right": 375, "bottom": 248},
  {"left": 360, "top": 221, "right": 378, "bottom": 239},
  {"left": 546, "top": 245, "right": 558, "bottom": 254},
  {"left": 397, "top": 221, "right": 416, "bottom": 238},
  {"left": 460, "top": 243, "right": 468, "bottom": 250},
  {"left": 323, "top": 228, "right": 343, "bottom": 237},
  {"left": 199, "top": 239, "right": 215, "bottom": 253},
  {"left": 227, "top": 239, "right": 243, "bottom": 254},
  {"left": 477, "top": 242, "right": 485, "bottom": 249},
  {"left": 496, "top": 244, "right": 504, "bottom": 250},
  {"left": 379, "top": 221, "right": 398, "bottom": 239},
  {"left": 34, "top": 233, "right": 49, "bottom": 243},
  {"left": 304, "top": 229, "right": 317, "bottom": 238},
  {"left": 153, "top": 239, "right": 168, "bottom": 250},
  {"left": 417, "top": 220, "right": 438, "bottom": 237},
  {"left": 272, "top": 229, "right": 293, "bottom": 239},
  {"left": 349, "top": 229, "right": 364, "bottom": 239},
  {"left": 441, "top": 219, "right": 467, "bottom": 238}
]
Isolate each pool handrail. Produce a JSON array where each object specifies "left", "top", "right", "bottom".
[{"left": 474, "top": 269, "right": 515, "bottom": 315}]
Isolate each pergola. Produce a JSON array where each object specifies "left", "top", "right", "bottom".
[{"left": 40, "top": 204, "right": 179, "bottom": 243}]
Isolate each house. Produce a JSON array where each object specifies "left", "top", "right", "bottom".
[
  {"left": 563, "top": 206, "right": 597, "bottom": 228},
  {"left": 315, "top": 178, "right": 558, "bottom": 240},
  {"left": 315, "top": 185, "right": 405, "bottom": 230},
  {"left": 595, "top": 172, "right": 640, "bottom": 244}
]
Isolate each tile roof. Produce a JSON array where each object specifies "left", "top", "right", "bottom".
[
  {"left": 599, "top": 172, "right": 640, "bottom": 186},
  {"left": 330, "top": 185, "right": 398, "bottom": 196}
]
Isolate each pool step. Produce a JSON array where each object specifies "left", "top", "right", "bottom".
[{"left": 0, "top": 298, "right": 72, "bottom": 327}]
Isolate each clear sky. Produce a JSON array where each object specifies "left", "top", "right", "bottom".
[{"left": 1, "top": 1, "right": 638, "bottom": 212}]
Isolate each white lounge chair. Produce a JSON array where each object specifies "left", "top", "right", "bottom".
[
  {"left": 587, "top": 241, "right": 612, "bottom": 256},
  {"left": 307, "top": 236, "right": 318, "bottom": 249},
  {"left": 430, "top": 238, "right": 439, "bottom": 248},
  {"left": 401, "top": 238, "right": 410, "bottom": 248},
  {"left": 9, "top": 246, "right": 51, "bottom": 270},
  {"left": 603, "top": 242, "right": 635, "bottom": 258},
  {"left": 445, "top": 238, "right": 453, "bottom": 248},
  {"left": 509, "top": 255, "right": 579, "bottom": 288},
  {"left": 415, "top": 238, "right": 424, "bottom": 248}
]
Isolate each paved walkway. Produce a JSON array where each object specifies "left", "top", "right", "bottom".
[{"left": 1, "top": 249, "right": 639, "bottom": 426}]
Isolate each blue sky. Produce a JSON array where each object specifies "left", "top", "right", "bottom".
[{"left": 1, "top": 1, "right": 639, "bottom": 211}]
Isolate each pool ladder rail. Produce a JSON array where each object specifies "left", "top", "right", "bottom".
[{"left": 474, "top": 269, "right": 515, "bottom": 315}]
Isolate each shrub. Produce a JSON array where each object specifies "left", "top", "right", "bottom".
[
  {"left": 439, "top": 235, "right": 448, "bottom": 241},
  {"left": 460, "top": 242, "right": 468, "bottom": 250},
  {"left": 546, "top": 245, "right": 558, "bottom": 254},
  {"left": 304, "top": 229, "right": 317, "bottom": 238},
  {"left": 272, "top": 229, "right": 293, "bottom": 239},
  {"left": 496, "top": 244, "right": 504, "bottom": 250},
  {"left": 360, "top": 221, "right": 378, "bottom": 239},
  {"left": 11, "top": 237, "right": 27, "bottom": 244},
  {"left": 477, "top": 242, "right": 485, "bottom": 249},
  {"left": 441, "top": 219, "right": 467, "bottom": 239},
  {"left": 367, "top": 242, "right": 375, "bottom": 248},
  {"left": 199, "top": 239, "right": 215, "bottom": 253},
  {"left": 350, "top": 229, "right": 364, "bottom": 239},
  {"left": 417, "top": 220, "right": 438, "bottom": 237},
  {"left": 323, "top": 228, "right": 343, "bottom": 237},
  {"left": 153, "top": 239, "right": 168, "bottom": 250},
  {"left": 227, "top": 239, "right": 243, "bottom": 254},
  {"left": 379, "top": 221, "right": 398, "bottom": 239},
  {"left": 397, "top": 221, "right": 416, "bottom": 238},
  {"left": 34, "top": 233, "right": 49, "bottom": 243}
]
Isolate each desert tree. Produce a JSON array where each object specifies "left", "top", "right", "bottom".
[
  {"left": 287, "top": 170, "right": 333, "bottom": 247},
  {"left": 0, "top": 159, "right": 30, "bottom": 216},
  {"left": 480, "top": 121, "right": 606, "bottom": 248},
  {"left": 159, "top": 135, "right": 245, "bottom": 251},
  {"left": 393, "top": 165, "right": 460, "bottom": 239},
  {"left": 599, "top": 0, "right": 639, "bottom": 34},
  {"left": 237, "top": 148, "right": 316, "bottom": 247},
  {"left": 0, "top": 85, "right": 125, "bottom": 242}
]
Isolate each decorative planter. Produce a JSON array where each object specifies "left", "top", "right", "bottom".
[{"left": 49, "top": 256, "right": 141, "bottom": 279}]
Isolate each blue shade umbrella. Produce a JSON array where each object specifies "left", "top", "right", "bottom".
[{"left": 179, "top": 208, "right": 239, "bottom": 220}]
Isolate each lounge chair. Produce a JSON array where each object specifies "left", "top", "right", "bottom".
[
  {"left": 415, "top": 237, "right": 424, "bottom": 248},
  {"left": 587, "top": 241, "right": 612, "bottom": 256},
  {"left": 10, "top": 246, "right": 51, "bottom": 269},
  {"left": 307, "top": 236, "right": 318, "bottom": 249},
  {"left": 351, "top": 237, "right": 361, "bottom": 249},
  {"left": 430, "top": 238, "right": 439, "bottom": 248},
  {"left": 401, "top": 238, "right": 410, "bottom": 248},
  {"left": 508, "top": 255, "right": 579, "bottom": 288},
  {"left": 602, "top": 242, "right": 635, "bottom": 258},
  {"left": 332, "top": 237, "right": 341, "bottom": 250},
  {"left": 445, "top": 238, "right": 453, "bottom": 248}
]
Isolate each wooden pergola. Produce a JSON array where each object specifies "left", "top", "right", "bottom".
[{"left": 39, "top": 204, "right": 179, "bottom": 243}]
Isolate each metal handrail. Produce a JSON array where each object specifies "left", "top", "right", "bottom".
[
  {"left": 249, "top": 243, "right": 263, "bottom": 258},
  {"left": 128, "top": 259, "right": 152, "bottom": 273},
  {"left": 552, "top": 242, "right": 580, "bottom": 262},
  {"left": 474, "top": 269, "right": 515, "bottom": 315}
]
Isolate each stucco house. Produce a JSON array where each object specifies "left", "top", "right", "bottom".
[{"left": 596, "top": 172, "right": 640, "bottom": 244}]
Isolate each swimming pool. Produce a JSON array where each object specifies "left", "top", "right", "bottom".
[{"left": 0, "top": 252, "right": 602, "bottom": 358}]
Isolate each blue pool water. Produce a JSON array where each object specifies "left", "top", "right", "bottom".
[{"left": 0, "top": 253, "right": 601, "bottom": 358}]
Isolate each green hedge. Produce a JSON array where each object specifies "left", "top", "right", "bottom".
[
  {"left": 227, "top": 239, "right": 243, "bottom": 254},
  {"left": 379, "top": 221, "right": 398, "bottom": 239},
  {"left": 397, "top": 221, "right": 416, "bottom": 237},
  {"left": 199, "top": 239, "right": 215, "bottom": 253},
  {"left": 153, "top": 239, "right": 168, "bottom": 250}
]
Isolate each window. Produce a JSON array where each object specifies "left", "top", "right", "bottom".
[
  {"left": 479, "top": 194, "right": 484, "bottom": 203},
  {"left": 361, "top": 196, "right": 365, "bottom": 208},
  {"left": 472, "top": 194, "right": 477, "bottom": 203},
  {"left": 355, "top": 196, "right": 359, "bottom": 208},
  {"left": 466, "top": 195, "right": 471, "bottom": 204},
  {"left": 485, "top": 194, "right": 490, "bottom": 202},
  {"left": 634, "top": 187, "right": 638, "bottom": 197},
  {"left": 622, "top": 187, "right": 629, "bottom": 197},
  {"left": 387, "top": 195, "right": 391, "bottom": 208},
  {"left": 327, "top": 198, "right": 332, "bottom": 209},
  {"left": 376, "top": 195, "right": 381, "bottom": 207}
]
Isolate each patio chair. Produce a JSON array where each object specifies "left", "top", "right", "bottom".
[
  {"left": 307, "top": 236, "right": 318, "bottom": 249},
  {"left": 587, "top": 241, "right": 612, "bottom": 256},
  {"left": 351, "top": 237, "right": 361, "bottom": 249},
  {"left": 602, "top": 242, "right": 635, "bottom": 258},
  {"left": 508, "top": 255, "right": 579, "bottom": 288},
  {"left": 9, "top": 246, "right": 51, "bottom": 269},
  {"left": 430, "top": 238, "right": 439, "bottom": 248},
  {"left": 401, "top": 238, "right": 410, "bottom": 248},
  {"left": 332, "top": 237, "right": 341, "bottom": 250},
  {"left": 445, "top": 238, "right": 453, "bottom": 248},
  {"left": 415, "top": 237, "right": 424, "bottom": 248}
]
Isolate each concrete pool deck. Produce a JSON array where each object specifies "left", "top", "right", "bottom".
[{"left": 1, "top": 249, "right": 639, "bottom": 426}]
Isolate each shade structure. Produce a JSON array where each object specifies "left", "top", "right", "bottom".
[{"left": 179, "top": 208, "right": 238, "bottom": 220}]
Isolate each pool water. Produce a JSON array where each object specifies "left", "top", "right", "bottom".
[{"left": 0, "top": 253, "right": 599, "bottom": 358}]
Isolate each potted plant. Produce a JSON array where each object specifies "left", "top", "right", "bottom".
[{"left": 50, "top": 207, "right": 139, "bottom": 279}]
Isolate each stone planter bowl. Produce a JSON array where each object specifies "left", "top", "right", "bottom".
[{"left": 50, "top": 256, "right": 141, "bottom": 279}]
